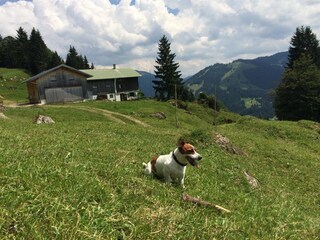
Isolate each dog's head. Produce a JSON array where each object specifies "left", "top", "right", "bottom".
[{"left": 177, "top": 140, "right": 202, "bottom": 168}]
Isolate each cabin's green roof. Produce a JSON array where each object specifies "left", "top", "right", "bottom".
[{"left": 80, "top": 68, "right": 141, "bottom": 80}]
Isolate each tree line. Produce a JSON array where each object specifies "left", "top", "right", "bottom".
[
  {"left": 0, "top": 27, "right": 93, "bottom": 75},
  {"left": 275, "top": 26, "right": 320, "bottom": 122}
]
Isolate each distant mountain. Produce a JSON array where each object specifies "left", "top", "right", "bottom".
[
  {"left": 185, "top": 52, "right": 288, "bottom": 118},
  {"left": 137, "top": 71, "right": 192, "bottom": 97},
  {"left": 137, "top": 70, "right": 156, "bottom": 97}
]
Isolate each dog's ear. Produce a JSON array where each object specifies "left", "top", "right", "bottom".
[
  {"left": 177, "top": 138, "right": 190, "bottom": 147},
  {"left": 177, "top": 138, "right": 186, "bottom": 147}
]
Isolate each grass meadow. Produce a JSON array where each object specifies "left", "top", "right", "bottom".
[
  {"left": 0, "top": 98, "right": 320, "bottom": 239},
  {"left": 0, "top": 68, "right": 29, "bottom": 103}
]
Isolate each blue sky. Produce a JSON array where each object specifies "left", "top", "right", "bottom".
[
  {"left": 0, "top": 0, "right": 30, "bottom": 5},
  {"left": 0, "top": 0, "right": 320, "bottom": 76},
  {"left": 0, "top": 0, "right": 123, "bottom": 6}
]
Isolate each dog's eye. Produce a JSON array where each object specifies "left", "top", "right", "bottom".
[{"left": 187, "top": 149, "right": 195, "bottom": 154}]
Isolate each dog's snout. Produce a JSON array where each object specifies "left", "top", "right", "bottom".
[{"left": 198, "top": 155, "right": 202, "bottom": 160}]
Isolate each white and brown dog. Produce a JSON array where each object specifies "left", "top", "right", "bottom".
[{"left": 143, "top": 140, "right": 202, "bottom": 188}]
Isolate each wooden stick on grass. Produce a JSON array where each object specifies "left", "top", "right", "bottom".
[{"left": 182, "top": 193, "right": 231, "bottom": 213}]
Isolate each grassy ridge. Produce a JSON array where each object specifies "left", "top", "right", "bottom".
[
  {"left": 0, "top": 68, "right": 29, "bottom": 102},
  {"left": 1, "top": 100, "right": 319, "bottom": 239}
]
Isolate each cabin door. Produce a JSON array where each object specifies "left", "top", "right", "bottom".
[{"left": 120, "top": 93, "right": 127, "bottom": 101}]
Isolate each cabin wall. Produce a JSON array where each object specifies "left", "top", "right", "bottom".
[
  {"left": 87, "top": 79, "right": 115, "bottom": 96},
  {"left": 116, "top": 77, "right": 139, "bottom": 92},
  {"left": 86, "top": 77, "right": 139, "bottom": 101},
  {"left": 36, "top": 68, "right": 87, "bottom": 103},
  {"left": 27, "top": 80, "right": 39, "bottom": 103},
  {"left": 27, "top": 68, "right": 140, "bottom": 103}
]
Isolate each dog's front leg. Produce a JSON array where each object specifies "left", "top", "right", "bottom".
[
  {"left": 178, "top": 176, "right": 185, "bottom": 188},
  {"left": 163, "top": 168, "right": 173, "bottom": 184}
]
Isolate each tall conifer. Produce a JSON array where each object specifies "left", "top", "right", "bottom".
[
  {"left": 29, "top": 28, "right": 49, "bottom": 74},
  {"left": 15, "top": 27, "right": 29, "bottom": 69},
  {"left": 153, "top": 35, "right": 183, "bottom": 100},
  {"left": 287, "top": 26, "right": 320, "bottom": 69},
  {"left": 275, "top": 26, "right": 320, "bottom": 121}
]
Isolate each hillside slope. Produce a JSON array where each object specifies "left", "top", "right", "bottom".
[
  {"left": 185, "top": 52, "right": 288, "bottom": 118},
  {"left": 0, "top": 68, "right": 29, "bottom": 102},
  {"left": 0, "top": 100, "right": 319, "bottom": 239}
]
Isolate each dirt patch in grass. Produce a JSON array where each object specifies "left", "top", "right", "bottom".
[
  {"left": 213, "top": 133, "right": 247, "bottom": 156},
  {"left": 78, "top": 106, "right": 150, "bottom": 127},
  {"left": 150, "top": 112, "right": 166, "bottom": 119},
  {"left": 0, "top": 112, "right": 8, "bottom": 119}
]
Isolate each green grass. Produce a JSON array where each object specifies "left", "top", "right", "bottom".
[
  {"left": 1, "top": 99, "right": 320, "bottom": 239},
  {"left": 0, "top": 68, "right": 30, "bottom": 102}
]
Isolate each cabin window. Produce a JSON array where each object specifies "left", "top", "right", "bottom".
[
  {"left": 49, "top": 76, "right": 57, "bottom": 83},
  {"left": 68, "top": 76, "right": 75, "bottom": 83},
  {"left": 92, "top": 85, "right": 98, "bottom": 95},
  {"left": 106, "top": 84, "right": 111, "bottom": 92},
  {"left": 49, "top": 76, "right": 57, "bottom": 86},
  {"left": 109, "top": 94, "right": 114, "bottom": 98},
  {"left": 129, "top": 92, "right": 135, "bottom": 97}
]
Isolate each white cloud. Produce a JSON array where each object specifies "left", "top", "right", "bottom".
[{"left": 0, "top": 0, "right": 320, "bottom": 76}]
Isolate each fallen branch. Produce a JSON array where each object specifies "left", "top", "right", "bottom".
[{"left": 182, "top": 193, "right": 231, "bottom": 213}]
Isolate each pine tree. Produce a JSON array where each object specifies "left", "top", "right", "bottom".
[
  {"left": 275, "top": 26, "right": 320, "bottom": 121},
  {"left": 79, "top": 54, "right": 85, "bottom": 69},
  {"left": 29, "top": 28, "right": 50, "bottom": 74},
  {"left": 15, "top": 27, "right": 29, "bottom": 69},
  {"left": 66, "top": 46, "right": 79, "bottom": 68},
  {"left": 47, "top": 50, "right": 64, "bottom": 68},
  {"left": 275, "top": 53, "right": 320, "bottom": 121},
  {"left": 153, "top": 35, "right": 183, "bottom": 100},
  {"left": 83, "top": 56, "right": 90, "bottom": 69},
  {"left": 65, "top": 46, "right": 91, "bottom": 69},
  {"left": 287, "top": 26, "right": 320, "bottom": 69},
  {"left": 0, "top": 36, "right": 18, "bottom": 68}
]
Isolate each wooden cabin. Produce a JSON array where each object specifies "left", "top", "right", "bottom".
[
  {"left": 24, "top": 64, "right": 92, "bottom": 104},
  {"left": 81, "top": 64, "right": 141, "bottom": 101}
]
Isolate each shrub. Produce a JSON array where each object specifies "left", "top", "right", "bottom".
[{"left": 197, "top": 92, "right": 220, "bottom": 111}]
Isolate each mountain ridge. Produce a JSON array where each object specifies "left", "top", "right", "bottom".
[
  {"left": 185, "top": 51, "right": 288, "bottom": 118},
  {"left": 136, "top": 52, "right": 288, "bottom": 118}
]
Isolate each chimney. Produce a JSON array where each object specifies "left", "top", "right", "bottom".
[{"left": 113, "top": 64, "right": 116, "bottom": 69}]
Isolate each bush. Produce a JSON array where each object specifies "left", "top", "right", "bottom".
[
  {"left": 168, "top": 99, "right": 188, "bottom": 110},
  {"left": 197, "top": 92, "right": 220, "bottom": 111}
]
